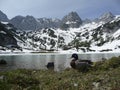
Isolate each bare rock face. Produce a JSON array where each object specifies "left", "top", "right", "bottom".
[
  {"left": 0, "top": 22, "right": 18, "bottom": 48},
  {"left": 10, "top": 15, "right": 38, "bottom": 30},
  {"left": 0, "top": 10, "right": 82, "bottom": 31},
  {"left": 0, "top": 10, "right": 9, "bottom": 22},
  {"left": 37, "top": 18, "right": 61, "bottom": 29},
  {"left": 10, "top": 16, "right": 61, "bottom": 30},
  {"left": 10, "top": 12, "right": 82, "bottom": 30},
  {"left": 95, "top": 12, "right": 115, "bottom": 23},
  {"left": 9, "top": 16, "right": 25, "bottom": 30},
  {"left": 60, "top": 12, "right": 82, "bottom": 30},
  {"left": 99, "top": 12, "right": 114, "bottom": 22},
  {"left": 0, "top": 33, "right": 17, "bottom": 47},
  {"left": 83, "top": 18, "right": 91, "bottom": 24}
]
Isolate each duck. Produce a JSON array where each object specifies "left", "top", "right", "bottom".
[{"left": 70, "top": 53, "right": 93, "bottom": 72}]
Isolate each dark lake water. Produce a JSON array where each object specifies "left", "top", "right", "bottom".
[{"left": 0, "top": 53, "right": 120, "bottom": 71}]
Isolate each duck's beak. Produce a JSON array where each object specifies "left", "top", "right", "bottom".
[{"left": 70, "top": 57, "right": 75, "bottom": 60}]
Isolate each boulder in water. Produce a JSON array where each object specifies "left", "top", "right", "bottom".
[{"left": 0, "top": 59, "right": 7, "bottom": 64}]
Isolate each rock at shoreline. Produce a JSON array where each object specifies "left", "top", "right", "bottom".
[{"left": 0, "top": 59, "right": 7, "bottom": 64}]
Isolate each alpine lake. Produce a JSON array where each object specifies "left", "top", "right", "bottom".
[{"left": 0, "top": 52, "right": 120, "bottom": 71}]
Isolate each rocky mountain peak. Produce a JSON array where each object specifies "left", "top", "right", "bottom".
[
  {"left": 60, "top": 11, "right": 82, "bottom": 29},
  {"left": 10, "top": 15, "right": 24, "bottom": 29},
  {"left": 10, "top": 15, "right": 38, "bottom": 30},
  {"left": 83, "top": 18, "right": 91, "bottom": 24},
  {"left": 10, "top": 15, "right": 24, "bottom": 22},
  {"left": 0, "top": 10, "right": 9, "bottom": 22},
  {"left": 63, "top": 11, "right": 82, "bottom": 23},
  {"left": 99, "top": 12, "right": 114, "bottom": 22},
  {"left": 25, "top": 15, "right": 36, "bottom": 20}
]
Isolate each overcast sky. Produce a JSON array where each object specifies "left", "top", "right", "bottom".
[{"left": 0, "top": 0, "right": 120, "bottom": 20}]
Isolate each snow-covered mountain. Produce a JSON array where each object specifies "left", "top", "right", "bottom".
[
  {"left": 16, "top": 15, "right": 120, "bottom": 52},
  {"left": 0, "top": 10, "right": 120, "bottom": 53}
]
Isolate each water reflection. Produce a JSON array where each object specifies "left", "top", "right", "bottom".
[{"left": 0, "top": 53, "right": 120, "bottom": 71}]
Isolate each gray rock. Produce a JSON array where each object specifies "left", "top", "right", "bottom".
[
  {"left": 0, "top": 75, "right": 4, "bottom": 80},
  {"left": 0, "top": 10, "right": 9, "bottom": 22}
]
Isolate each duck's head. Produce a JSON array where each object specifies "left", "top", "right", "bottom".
[{"left": 71, "top": 53, "right": 78, "bottom": 60}]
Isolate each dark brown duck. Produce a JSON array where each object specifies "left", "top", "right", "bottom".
[{"left": 70, "top": 53, "right": 93, "bottom": 72}]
